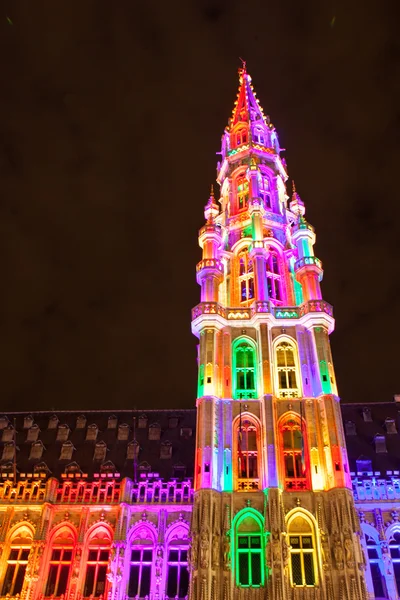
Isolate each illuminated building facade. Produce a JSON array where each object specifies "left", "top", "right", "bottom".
[{"left": 0, "top": 67, "right": 396, "bottom": 600}]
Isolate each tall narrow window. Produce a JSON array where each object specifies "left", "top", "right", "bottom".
[
  {"left": 166, "top": 546, "right": 189, "bottom": 599},
  {"left": 236, "top": 419, "right": 259, "bottom": 491},
  {"left": 276, "top": 341, "right": 299, "bottom": 398},
  {"left": 128, "top": 546, "right": 153, "bottom": 598},
  {"left": 258, "top": 176, "right": 271, "bottom": 209},
  {"left": 389, "top": 532, "right": 400, "bottom": 597},
  {"left": 237, "top": 176, "right": 249, "bottom": 210},
  {"left": 45, "top": 530, "right": 74, "bottom": 597},
  {"left": 234, "top": 341, "right": 257, "bottom": 399},
  {"left": 1, "top": 530, "right": 32, "bottom": 597},
  {"left": 266, "top": 252, "right": 282, "bottom": 302},
  {"left": 235, "top": 513, "right": 264, "bottom": 587},
  {"left": 281, "top": 418, "right": 307, "bottom": 491},
  {"left": 236, "top": 129, "right": 248, "bottom": 146},
  {"left": 365, "top": 535, "right": 386, "bottom": 598},
  {"left": 238, "top": 249, "right": 254, "bottom": 304},
  {"left": 288, "top": 515, "right": 317, "bottom": 587},
  {"left": 84, "top": 546, "right": 110, "bottom": 597}
]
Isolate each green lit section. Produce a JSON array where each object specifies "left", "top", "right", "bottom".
[
  {"left": 232, "top": 338, "right": 257, "bottom": 400},
  {"left": 198, "top": 364, "right": 204, "bottom": 397},
  {"left": 232, "top": 508, "right": 269, "bottom": 587},
  {"left": 289, "top": 257, "right": 303, "bottom": 305},
  {"left": 319, "top": 360, "right": 332, "bottom": 394}
]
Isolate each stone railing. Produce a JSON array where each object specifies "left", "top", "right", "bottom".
[
  {"left": 237, "top": 478, "right": 260, "bottom": 491},
  {"left": 55, "top": 481, "right": 122, "bottom": 504},
  {"left": 352, "top": 476, "right": 400, "bottom": 502},
  {"left": 130, "top": 480, "right": 194, "bottom": 504},
  {"left": 0, "top": 481, "right": 47, "bottom": 503},
  {"left": 196, "top": 258, "right": 224, "bottom": 273},
  {"left": 294, "top": 256, "right": 322, "bottom": 271},
  {"left": 192, "top": 300, "right": 333, "bottom": 322}
]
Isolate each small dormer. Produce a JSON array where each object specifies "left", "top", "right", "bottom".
[
  {"left": 26, "top": 425, "right": 40, "bottom": 442},
  {"left": 100, "top": 460, "right": 116, "bottom": 474},
  {"left": 118, "top": 423, "right": 129, "bottom": 441},
  {"left": 362, "top": 407, "right": 372, "bottom": 422},
  {"left": 127, "top": 440, "right": 139, "bottom": 460},
  {"left": 56, "top": 424, "right": 70, "bottom": 442},
  {"left": 2, "top": 425, "right": 14, "bottom": 442},
  {"left": 108, "top": 415, "right": 118, "bottom": 429},
  {"left": 168, "top": 416, "right": 179, "bottom": 429},
  {"left": 23, "top": 415, "right": 34, "bottom": 429},
  {"left": 345, "top": 421, "right": 357, "bottom": 436},
  {"left": 138, "top": 414, "right": 148, "bottom": 429},
  {"left": 86, "top": 424, "right": 99, "bottom": 441},
  {"left": 149, "top": 423, "right": 161, "bottom": 441},
  {"left": 76, "top": 415, "right": 87, "bottom": 429},
  {"left": 160, "top": 441, "right": 172, "bottom": 459},
  {"left": 65, "top": 462, "right": 82, "bottom": 474},
  {"left": 356, "top": 457, "right": 372, "bottom": 473},
  {"left": 385, "top": 418, "right": 397, "bottom": 434},
  {"left": 94, "top": 441, "right": 107, "bottom": 462},
  {"left": 0, "top": 416, "right": 9, "bottom": 430},
  {"left": 2, "top": 443, "right": 15, "bottom": 461},
  {"left": 60, "top": 441, "right": 74, "bottom": 461},
  {"left": 48, "top": 415, "right": 59, "bottom": 429},
  {"left": 374, "top": 435, "right": 387, "bottom": 454},
  {"left": 29, "top": 441, "right": 45, "bottom": 461}
]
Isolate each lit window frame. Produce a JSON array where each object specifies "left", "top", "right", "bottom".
[
  {"left": 238, "top": 248, "right": 254, "bottom": 305},
  {"left": 166, "top": 545, "right": 189, "bottom": 599},
  {"left": 274, "top": 338, "right": 301, "bottom": 399},
  {"left": 287, "top": 512, "right": 318, "bottom": 588},
  {"left": 232, "top": 338, "right": 257, "bottom": 400},
  {"left": 2, "top": 544, "right": 31, "bottom": 596}
]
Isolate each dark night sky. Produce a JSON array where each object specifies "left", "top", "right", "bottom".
[{"left": 0, "top": 0, "right": 398, "bottom": 411}]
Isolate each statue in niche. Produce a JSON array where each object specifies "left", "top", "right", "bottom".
[
  {"left": 334, "top": 539, "right": 344, "bottom": 570},
  {"left": 223, "top": 536, "right": 231, "bottom": 570},
  {"left": 320, "top": 532, "right": 331, "bottom": 569},
  {"left": 200, "top": 530, "right": 209, "bottom": 569},
  {"left": 282, "top": 536, "right": 290, "bottom": 567},
  {"left": 155, "top": 545, "right": 163, "bottom": 577},
  {"left": 344, "top": 536, "right": 354, "bottom": 567},
  {"left": 212, "top": 534, "right": 220, "bottom": 567},
  {"left": 271, "top": 533, "right": 281, "bottom": 566},
  {"left": 189, "top": 533, "right": 198, "bottom": 568}
]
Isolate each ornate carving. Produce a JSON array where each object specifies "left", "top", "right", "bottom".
[
  {"left": 200, "top": 530, "right": 209, "bottom": 569},
  {"left": 212, "top": 533, "right": 220, "bottom": 567},
  {"left": 334, "top": 538, "right": 344, "bottom": 570},
  {"left": 223, "top": 535, "right": 231, "bottom": 570}
]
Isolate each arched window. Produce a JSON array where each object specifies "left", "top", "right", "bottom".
[
  {"left": 237, "top": 176, "right": 249, "bottom": 210},
  {"left": 236, "top": 129, "right": 248, "bottom": 146},
  {"left": 287, "top": 514, "right": 317, "bottom": 587},
  {"left": 389, "top": 532, "right": 400, "bottom": 596},
  {"left": 275, "top": 341, "right": 299, "bottom": 398},
  {"left": 2, "top": 527, "right": 32, "bottom": 597},
  {"left": 253, "top": 129, "right": 265, "bottom": 145},
  {"left": 280, "top": 417, "right": 307, "bottom": 490},
  {"left": 365, "top": 533, "right": 386, "bottom": 598},
  {"left": 235, "top": 511, "right": 264, "bottom": 587},
  {"left": 128, "top": 527, "right": 154, "bottom": 599},
  {"left": 83, "top": 529, "right": 111, "bottom": 598},
  {"left": 266, "top": 252, "right": 282, "bottom": 302},
  {"left": 233, "top": 340, "right": 257, "bottom": 399},
  {"left": 238, "top": 248, "right": 254, "bottom": 303},
  {"left": 259, "top": 175, "right": 271, "bottom": 209},
  {"left": 236, "top": 418, "right": 260, "bottom": 491},
  {"left": 45, "top": 528, "right": 75, "bottom": 597}
]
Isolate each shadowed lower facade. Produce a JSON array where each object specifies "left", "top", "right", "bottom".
[{"left": 0, "top": 67, "right": 397, "bottom": 600}]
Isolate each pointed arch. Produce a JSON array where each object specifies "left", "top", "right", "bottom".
[
  {"left": 82, "top": 523, "right": 113, "bottom": 598},
  {"left": 43, "top": 523, "right": 77, "bottom": 598},
  {"left": 286, "top": 509, "right": 319, "bottom": 587},
  {"left": 232, "top": 412, "right": 262, "bottom": 491},
  {"left": 360, "top": 522, "right": 387, "bottom": 599},
  {"left": 273, "top": 335, "right": 301, "bottom": 398},
  {"left": 277, "top": 411, "right": 310, "bottom": 491},
  {"left": 232, "top": 508, "right": 265, "bottom": 587},
  {"left": 232, "top": 336, "right": 258, "bottom": 400},
  {"left": 1, "top": 523, "right": 34, "bottom": 597}
]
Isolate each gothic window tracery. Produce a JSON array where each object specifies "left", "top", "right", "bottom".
[
  {"left": 166, "top": 544, "right": 189, "bottom": 598},
  {"left": 275, "top": 340, "right": 300, "bottom": 398},
  {"left": 258, "top": 175, "right": 271, "bottom": 209},
  {"left": 238, "top": 248, "right": 254, "bottom": 304},
  {"left": 236, "top": 129, "right": 248, "bottom": 146},
  {"left": 280, "top": 417, "right": 308, "bottom": 491},
  {"left": 235, "top": 418, "right": 260, "bottom": 491},
  {"left": 234, "top": 511, "right": 264, "bottom": 587},
  {"left": 233, "top": 339, "right": 257, "bottom": 399},
  {"left": 366, "top": 533, "right": 386, "bottom": 598},
  {"left": 1, "top": 528, "right": 32, "bottom": 597},
  {"left": 45, "top": 528, "right": 75, "bottom": 597},
  {"left": 83, "top": 529, "right": 111, "bottom": 598},
  {"left": 236, "top": 175, "right": 249, "bottom": 210},
  {"left": 128, "top": 542, "right": 153, "bottom": 598},
  {"left": 287, "top": 514, "right": 317, "bottom": 587},
  {"left": 389, "top": 531, "right": 400, "bottom": 596}
]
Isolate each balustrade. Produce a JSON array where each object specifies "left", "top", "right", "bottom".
[
  {"left": 130, "top": 480, "right": 194, "bottom": 504},
  {"left": 352, "top": 477, "right": 400, "bottom": 502},
  {"left": 294, "top": 256, "right": 322, "bottom": 271}
]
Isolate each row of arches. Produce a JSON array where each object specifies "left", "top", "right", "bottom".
[
  {"left": 232, "top": 507, "right": 318, "bottom": 588},
  {"left": 232, "top": 336, "right": 301, "bottom": 400},
  {"left": 232, "top": 411, "right": 309, "bottom": 492},
  {"left": 237, "top": 247, "right": 284, "bottom": 305},
  {"left": 1, "top": 519, "right": 189, "bottom": 599},
  {"left": 361, "top": 522, "right": 400, "bottom": 600}
]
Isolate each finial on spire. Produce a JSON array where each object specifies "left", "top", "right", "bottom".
[
  {"left": 210, "top": 184, "right": 214, "bottom": 198},
  {"left": 290, "top": 180, "right": 305, "bottom": 217},
  {"left": 204, "top": 185, "right": 219, "bottom": 223},
  {"left": 238, "top": 57, "right": 247, "bottom": 79},
  {"left": 292, "top": 180, "right": 297, "bottom": 194}
]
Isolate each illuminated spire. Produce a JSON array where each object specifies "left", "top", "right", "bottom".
[
  {"left": 289, "top": 180, "right": 305, "bottom": 217},
  {"left": 204, "top": 185, "right": 219, "bottom": 223},
  {"left": 229, "top": 62, "right": 272, "bottom": 132}
]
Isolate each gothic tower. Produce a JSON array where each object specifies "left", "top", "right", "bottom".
[{"left": 190, "top": 65, "right": 367, "bottom": 600}]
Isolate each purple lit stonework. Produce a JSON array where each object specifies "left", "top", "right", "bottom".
[{"left": 0, "top": 68, "right": 397, "bottom": 600}]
